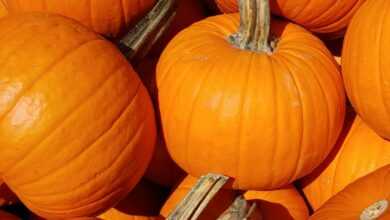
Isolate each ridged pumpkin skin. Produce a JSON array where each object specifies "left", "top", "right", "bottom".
[
  {"left": 0, "top": 211, "right": 20, "bottom": 220},
  {"left": 0, "top": 13, "right": 156, "bottom": 218},
  {"left": 2, "top": 0, "right": 155, "bottom": 38},
  {"left": 310, "top": 165, "right": 390, "bottom": 220},
  {"left": 301, "top": 116, "right": 390, "bottom": 210},
  {"left": 160, "top": 176, "right": 237, "bottom": 219},
  {"left": 99, "top": 180, "right": 165, "bottom": 220},
  {"left": 157, "top": 14, "right": 345, "bottom": 190},
  {"left": 215, "top": 0, "right": 366, "bottom": 35},
  {"left": 244, "top": 186, "right": 309, "bottom": 220},
  {"left": 342, "top": 0, "right": 390, "bottom": 140}
]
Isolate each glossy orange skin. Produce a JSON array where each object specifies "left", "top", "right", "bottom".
[
  {"left": 160, "top": 176, "right": 237, "bottom": 219},
  {"left": 310, "top": 165, "right": 390, "bottom": 220},
  {"left": 244, "top": 185, "right": 309, "bottom": 220},
  {"left": 99, "top": 180, "right": 165, "bottom": 220},
  {"left": 0, "top": 13, "right": 156, "bottom": 218},
  {"left": 301, "top": 116, "right": 390, "bottom": 210},
  {"left": 0, "top": 211, "right": 20, "bottom": 220},
  {"left": 342, "top": 0, "right": 390, "bottom": 140},
  {"left": 157, "top": 14, "right": 345, "bottom": 190},
  {"left": 215, "top": 0, "right": 366, "bottom": 35},
  {"left": 2, "top": 0, "right": 155, "bottom": 38},
  {"left": 0, "top": 181, "right": 18, "bottom": 206},
  {"left": 135, "top": 58, "right": 186, "bottom": 187}
]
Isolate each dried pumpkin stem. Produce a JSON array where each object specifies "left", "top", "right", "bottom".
[
  {"left": 117, "top": 0, "right": 177, "bottom": 60},
  {"left": 229, "top": 0, "right": 272, "bottom": 53},
  {"left": 217, "top": 196, "right": 261, "bottom": 220},
  {"left": 360, "top": 199, "right": 388, "bottom": 220}
]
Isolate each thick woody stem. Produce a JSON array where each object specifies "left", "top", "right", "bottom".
[
  {"left": 360, "top": 199, "right": 388, "bottom": 220},
  {"left": 229, "top": 0, "right": 272, "bottom": 53},
  {"left": 117, "top": 0, "right": 177, "bottom": 61}
]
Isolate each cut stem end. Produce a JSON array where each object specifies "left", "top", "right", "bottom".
[{"left": 360, "top": 199, "right": 389, "bottom": 220}]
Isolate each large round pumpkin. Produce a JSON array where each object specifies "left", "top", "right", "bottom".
[
  {"left": 156, "top": 0, "right": 345, "bottom": 190},
  {"left": 99, "top": 180, "right": 165, "bottom": 220},
  {"left": 215, "top": 0, "right": 366, "bottom": 35},
  {"left": 342, "top": 0, "right": 390, "bottom": 140},
  {"left": 310, "top": 164, "right": 390, "bottom": 220},
  {"left": 244, "top": 186, "right": 309, "bottom": 220},
  {"left": 0, "top": 13, "right": 156, "bottom": 219},
  {"left": 0, "top": 1, "right": 7, "bottom": 18},
  {"left": 301, "top": 116, "right": 390, "bottom": 211},
  {"left": 1, "top": 0, "right": 155, "bottom": 38}
]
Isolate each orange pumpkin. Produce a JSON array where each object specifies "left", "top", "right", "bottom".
[
  {"left": 0, "top": 181, "right": 18, "bottom": 207},
  {"left": 301, "top": 116, "right": 390, "bottom": 210},
  {"left": 160, "top": 175, "right": 237, "bottom": 219},
  {"left": 1, "top": 0, "right": 155, "bottom": 38},
  {"left": 342, "top": 0, "right": 390, "bottom": 140},
  {"left": 157, "top": 0, "right": 345, "bottom": 190},
  {"left": 310, "top": 164, "right": 390, "bottom": 220},
  {"left": 244, "top": 186, "right": 309, "bottom": 220},
  {"left": 99, "top": 180, "right": 165, "bottom": 220},
  {"left": 0, "top": 13, "right": 156, "bottom": 219},
  {"left": 0, "top": 210, "right": 20, "bottom": 220},
  {"left": 215, "top": 0, "right": 366, "bottom": 35},
  {"left": 0, "top": 1, "right": 7, "bottom": 17}
]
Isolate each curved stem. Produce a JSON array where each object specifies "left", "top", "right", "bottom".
[
  {"left": 229, "top": 0, "right": 272, "bottom": 53},
  {"left": 117, "top": 0, "right": 177, "bottom": 61}
]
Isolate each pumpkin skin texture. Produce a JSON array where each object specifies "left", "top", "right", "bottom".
[
  {"left": 0, "top": 1, "right": 7, "bottom": 18},
  {"left": 301, "top": 116, "right": 390, "bottom": 211},
  {"left": 160, "top": 175, "right": 237, "bottom": 219},
  {"left": 2, "top": 0, "right": 155, "bottom": 38},
  {"left": 244, "top": 186, "right": 309, "bottom": 220},
  {"left": 215, "top": 0, "right": 366, "bottom": 35},
  {"left": 310, "top": 165, "right": 390, "bottom": 220},
  {"left": 99, "top": 180, "right": 166, "bottom": 220},
  {"left": 342, "top": 0, "right": 390, "bottom": 140},
  {"left": 0, "top": 13, "right": 156, "bottom": 219},
  {"left": 156, "top": 13, "right": 345, "bottom": 190},
  {"left": 0, "top": 211, "right": 20, "bottom": 220}
]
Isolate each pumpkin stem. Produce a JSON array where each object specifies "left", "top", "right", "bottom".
[
  {"left": 167, "top": 173, "right": 230, "bottom": 220},
  {"left": 117, "top": 0, "right": 177, "bottom": 61},
  {"left": 360, "top": 199, "right": 388, "bottom": 220},
  {"left": 217, "top": 196, "right": 262, "bottom": 220},
  {"left": 229, "top": 0, "right": 273, "bottom": 53}
]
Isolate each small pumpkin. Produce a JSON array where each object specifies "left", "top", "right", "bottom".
[
  {"left": 301, "top": 116, "right": 390, "bottom": 211},
  {"left": 310, "top": 164, "right": 390, "bottom": 220},
  {"left": 215, "top": 0, "right": 366, "bottom": 36},
  {"left": 99, "top": 179, "right": 166, "bottom": 220},
  {"left": 2, "top": 0, "right": 156, "bottom": 38},
  {"left": 157, "top": 0, "right": 345, "bottom": 190},
  {"left": 0, "top": 210, "right": 20, "bottom": 220},
  {"left": 160, "top": 175, "right": 237, "bottom": 219},
  {"left": 0, "top": 13, "right": 156, "bottom": 219},
  {"left": 342, "top": 0, "right": 390, "bottom": 140}
]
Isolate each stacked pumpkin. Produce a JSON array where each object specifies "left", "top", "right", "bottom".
[{"left": 0, "top": 0, "right": 389, "bottom": 219}]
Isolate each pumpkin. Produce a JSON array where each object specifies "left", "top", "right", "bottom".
[
  {"left": 0, "top": 1, "right": 7, "bottom": 18},
  {"left": 160, "top": 175, "right": 237, "bottom": 219},
  {"left": 156, "top": 0, "right": 345, "bottom": 190},
  {"left": 99, "top": 179, "right": 166, "bottom": 220},
  {"left": 0, "top": 210, "right": 20, "bottom": 220},
  {"left": 0, "top": 181, "right": 18, "bottom": 207},
  {"left": 244, "top": 185, "right": 309, "bottom": 220},
  {"left": 0, "top": 13, "right": 156, "bottom": 219},
  {"left": 29, "top": 215, "right": 102, "bottom": 220},
  {"left": 310, "top": 164, "right": 390, "bottom": 220},
  {"left": 342, "top": 0, "right": 390, "bottom": 140},
  {"left": 301, "top": 116, "right": 390, "bottom": 211},
  {"left": 135, "top": 57, "right": 186, "bottom": 187},
  {"left": 1, "top": 0, "right": 156, "bottom": 38},
  {"left": 215, "top": 0, "right": 366, "bottom": 36}
]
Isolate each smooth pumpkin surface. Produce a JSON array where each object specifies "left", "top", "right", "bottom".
[
  {"left": 310, "top": 165, "right": 390, "bottom": 220},
  {"left": 99, "top": 179, "right": 167, "bottom": 220},
  {"left": 244, "top": 186, "right": 309, "bottom": 220},
  {"left": 0, "top": 13, "right": 156, "bottom": 219},
  {"left": 0, "top": 1, "right": 7, "bottom": 17},
  {"left": 157, "top": 13, "right": 345, "bottom": 190},
  {"left": 0, "top": 211, "right": 20, "bottom": 220},
  {"left": 0, "top": 181, "right": 18, "bottom": 207},
  {"left": 301, "top": 116, "right": 390, "bottom": 210},
  {"left": 135, "top": 57, "right": 186, "bottom": 187},
  {"left": 160, "top": 175, "right": 237, "bottom": 219},
  {"left": 2, "top": 0, "right": 155, "bottom": 38},
  {"left": 215, "top": 0, "right": 366, "bottom": 35},
  {"left": 342, "top": 0, "right": 390, "bottom": 140}
]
